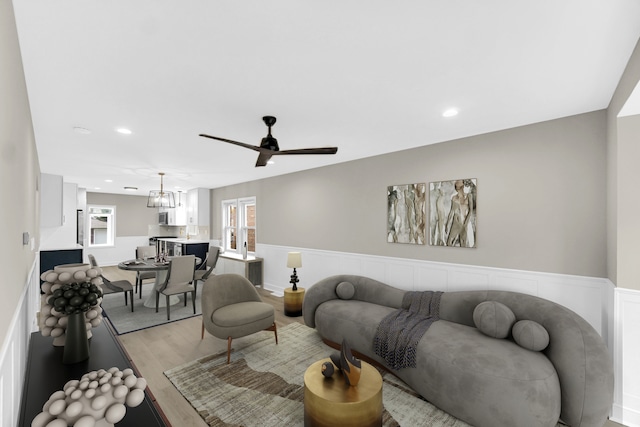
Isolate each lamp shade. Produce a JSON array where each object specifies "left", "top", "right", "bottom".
[{"left": 287, "top": 252, "right": 302, "bottom": 268}]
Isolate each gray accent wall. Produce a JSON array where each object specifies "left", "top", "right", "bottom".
[
  {"left": 87, "top": 193, "right": 157, "bottom": 237},
  {"left": 212, "top": 110, "right": 607, "bottom": 278}
]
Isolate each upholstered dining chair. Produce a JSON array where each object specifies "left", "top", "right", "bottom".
[
  {"left": 87, "top": 254, "right": 135, "bottom": 312},
  {"left": 155, "top": 255, "right": 196, "bottom": 320},
  {"left": 201, "top": 274, "right": 278, "bottom": 364},
  {"left": 193, "top": 247, "right": 220, "bottom": 295},
  {"left": 135, "top": 245, "right": 157, "bottom": 299}
]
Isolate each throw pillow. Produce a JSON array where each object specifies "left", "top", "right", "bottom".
[
  {"left": 336, "top": 281, "right": 355, "bottom": 300},
  {"left": 473, "top": 300, "right": 516, "bottom": 339},
  {"left": 512, "top": 320, "right": 550, "bottom": 351}
]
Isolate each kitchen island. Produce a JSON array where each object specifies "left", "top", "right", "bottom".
[{"left": 155, "top": 238, "right": 210, "bottom": 263}]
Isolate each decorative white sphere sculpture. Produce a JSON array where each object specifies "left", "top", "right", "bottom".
[
  {"left": 39, "top": 264, "right": 104, "bottom": 346},
  {"left": 31, "top": 367, "right": 147, "bottom": 427}
]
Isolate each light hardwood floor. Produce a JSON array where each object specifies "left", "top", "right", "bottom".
[
  {"left": 101, "top": 266, "right": 301, "bottom": 427},
  {"left": 102, "top": 266, "right": 624, "bottom": 427}
]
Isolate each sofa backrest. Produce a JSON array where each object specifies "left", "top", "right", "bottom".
[{"left": 303, "top": 276, "right": 614, "bottom": 427}]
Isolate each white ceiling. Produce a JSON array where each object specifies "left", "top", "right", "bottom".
[{"left": 12, "top": 1, "right": 640, "bottom": 196}]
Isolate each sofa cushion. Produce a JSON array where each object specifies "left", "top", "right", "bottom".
[
  {"left": 336, "top": 281, "right": 355, "bottom": 300},
  {"left": 512, "top": 320, "right": 550, "bottom": 351},
  {"left": 473, "top": 300, "right": 516, "bottom": 339}
]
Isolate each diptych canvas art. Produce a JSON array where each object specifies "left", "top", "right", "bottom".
[
  {"left": 387, "top": 183, "right": 426, "bottom": 244},
  {"left": 429, "top": 179, "right": 477, "bottom": 248}
]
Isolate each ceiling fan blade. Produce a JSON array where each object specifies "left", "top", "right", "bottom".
[
  {"left": 273, "top": 147, "right": 338, "bottom": 155},
  {"left": 199, "top": 134, "right": 261, "bottom": 152},
  {"left": 255, "top": 152, "right": 273, "bottom": 167}
]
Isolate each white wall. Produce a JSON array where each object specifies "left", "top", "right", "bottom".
[{"left": 0, "top": 0, "right": 41, "bottom": 425}]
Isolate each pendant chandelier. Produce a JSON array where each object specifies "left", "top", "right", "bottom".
[{"left": 147, "top": 172, "right": 176, "bottom": 208}]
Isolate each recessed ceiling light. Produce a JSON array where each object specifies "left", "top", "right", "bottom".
[
  {"left": 94, "top": 187, "right": 101, "bottom": 190},
  {"left": 105, "top": 179, "right": 113, "bottom": 183},
  {"left": 73, "top": 127, "right": 91, "bottom": 134},
  {"left": 267, "top": 160, "right": 275, "bottom": 165},
  {"left": 442, "top": 108, "right": 459, "bottom": 118},
  {"left": 124, "top": 186, "right": 138, "bottom": 191},
  {"left": 116, "top": 128, "right": 132, "bottom": 135}
]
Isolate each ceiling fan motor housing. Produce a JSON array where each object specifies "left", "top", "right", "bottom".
[{"left": 260, "top": 136, "right": 279, "bottom": 151}]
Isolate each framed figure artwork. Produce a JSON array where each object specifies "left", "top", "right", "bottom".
[
  {"left": 429, "top": 179, "right": 477, "bottom": 248},
  {"left": 387, "top": 183, "right": 426, "bottom": 244}
]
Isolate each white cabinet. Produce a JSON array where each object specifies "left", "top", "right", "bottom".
[
  {"left": 174, "top": 204, "right": 187, "bottom": 226},
  {"left": 41, "top": 173, "right": 63, "bottom": 227},
  {"left": 187, "top": 188, "right": 210, "bottom": 227},
  {"left": 159, "top": 204, "right": 187, "bottom": 226},
  {"left": 169, "top": 206, "right": 187, "bottom": 226}
]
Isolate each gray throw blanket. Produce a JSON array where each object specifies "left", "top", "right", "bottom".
[{"left": 373, "top": 291, "right": 443, "bottom": 370}]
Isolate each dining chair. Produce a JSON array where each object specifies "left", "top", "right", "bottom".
[
  {"left": 135, "top": 245, "right": 157, "bottom": 299},
  {"left": 88, "top": 254, "right": 135, "bottom": 312},
  {"left": 155, "top": 255, "right": 196, "bottom": 320},
  {"left": 201, "top": 274, "right": 277, "bottom": 364},
  {"left": 193, "top": 247, "right": 220, "bottom": 296}
]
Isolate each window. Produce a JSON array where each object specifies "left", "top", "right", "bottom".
[
  {"left": 222, "top": 200, "right": 237, "bottom": 252},
  {"left": 87, "top": 205, "right": 115, "bottom": 247},
  {"left": 240, "top": 197, "right": 256, "bottom": 253},
  {"left": 222, "top": 197, "right": 256, "bottom": 254}
]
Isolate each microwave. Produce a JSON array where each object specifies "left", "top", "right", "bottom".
[{"left": 158, "top": 211, "right": 168, "bottom": 225}]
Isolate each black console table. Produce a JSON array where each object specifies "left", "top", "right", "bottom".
[{"left": 19, "top": 321, "right": 169, "bottom": 426}]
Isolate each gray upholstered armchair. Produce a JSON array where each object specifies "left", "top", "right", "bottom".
[{"left": 201, "top": 274, "right": 277, "bottom": 364}]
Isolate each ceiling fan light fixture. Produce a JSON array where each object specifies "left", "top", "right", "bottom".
[{"left": 147, "top": 172, "right": 176, "bottom": 208}]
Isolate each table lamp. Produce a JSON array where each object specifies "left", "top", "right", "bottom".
[{"left": 287, "top": 252, "right": 302, "bottom": 291}]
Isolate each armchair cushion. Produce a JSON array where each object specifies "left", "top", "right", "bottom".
[{"left": 212, "top": 301, "right": 274, "bottom": 328}]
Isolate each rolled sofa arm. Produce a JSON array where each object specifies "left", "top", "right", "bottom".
[
  {"left": 439, "top": 290, "right": 614, "bottom": 427},
  {"left": 303, "top": 275, "right": 404, "bottom": 328},
  {"left": 302, "top": 276, "right": 342, "bottom": 328}
]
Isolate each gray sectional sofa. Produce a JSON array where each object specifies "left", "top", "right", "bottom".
[{"left": 302, "top": 275, "right": 614, "bottom": 427}]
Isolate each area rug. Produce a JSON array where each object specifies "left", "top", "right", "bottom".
[
  {"left": 164, "top": 323, "right": 471, "bottom": 427},
  {"left": 100, "top": 283, "right": 201, "bottom": 335}
]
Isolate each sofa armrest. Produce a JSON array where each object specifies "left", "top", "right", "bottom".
[
  {"left": 302, "top": 276, "right": 341, "bottom": 328},
  {"left": 303, "top": 275, "right": 405, "bottom": 328}
]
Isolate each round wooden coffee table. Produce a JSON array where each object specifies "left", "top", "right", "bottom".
[{"left": 303, "top": 358, "right": 382, "bottom": 427}]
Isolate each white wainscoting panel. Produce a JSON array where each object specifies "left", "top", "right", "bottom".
[
  {"left": 1, "top": 262, "right": 39, "bottom": 427},
  {"left": 612, "top": 287, "right": 640, "bottom": 427},
  {"left": 257, "top": 244, "right": 612, "bottom": 337}
]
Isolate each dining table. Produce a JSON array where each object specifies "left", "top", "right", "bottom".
[{"left": 117, "top": 257, "right": 201, "bottom": 308}]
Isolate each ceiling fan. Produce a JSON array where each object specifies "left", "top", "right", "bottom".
[{"left": 199, "top": 116, "right": 338, "bottom": 167}]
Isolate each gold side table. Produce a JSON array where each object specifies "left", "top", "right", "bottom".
[
  {"left": 284, "top": 287, "right": 305, "bottom": 317},
  {"left": 303, "top": 358, "right": 382, "bottom": 427}
]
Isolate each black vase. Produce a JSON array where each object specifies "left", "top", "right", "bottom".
[{"left": 63, "top": 312, "right": 89, "bottom": 364}]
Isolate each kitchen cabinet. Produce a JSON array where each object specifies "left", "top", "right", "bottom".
[
  {"left": 156, "top": 238, "right": 209, "bottom": 263},
  {"left": 160, "top": 204, "right": 187, "bottom": 226},
  {"left": 39, "top": 248, "right": 83, "bottom": 286},
  {"left": 40, "top": 173, "right": 63, "bottom": 227},
  {"left": 187, "top": 188, "right": 210, "bottom": 228}
]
